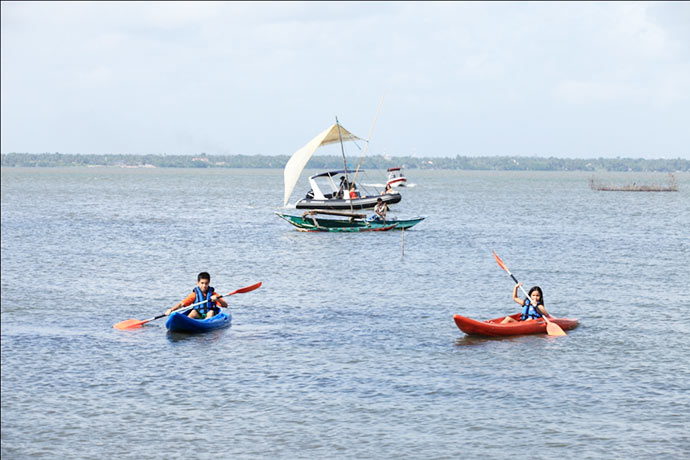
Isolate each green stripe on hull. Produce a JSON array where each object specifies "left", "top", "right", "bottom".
[{"left": 275, "top": 212, "right": 424, "bottom": 231}]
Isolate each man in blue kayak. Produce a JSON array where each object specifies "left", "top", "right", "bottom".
[{"left": 165, "top": 272, "right": 228, "bottom": 319}]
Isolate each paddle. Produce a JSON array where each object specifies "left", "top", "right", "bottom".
[
  {"left": 492, "top": 251, "right": 566, "bottom": 336},
  {"left": 113, "top": 281, "right": 262, "bottom": 330}
]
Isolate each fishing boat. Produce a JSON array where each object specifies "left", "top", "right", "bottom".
[
  {"left": 165, "top": 308, "right": 231, "bottom": 333},
  {"left": 453, "top": 313, "right": 579, "bottom": 337},
  {"left": 283, "top": 121, "right": 401, "bottom": 210},
  {"left": 275, "top": 209, "right": 424, "bottom": 232},
  {"left": 386, "top": 167, "right": 407, "bottom": 187}
]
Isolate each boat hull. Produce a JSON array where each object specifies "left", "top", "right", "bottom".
[
  {"left": 165, "top": 309, "right": 231, "bottom": 333},
  {"left": 387, "top": 178, "right": 407, "bottom": 187},
  {"left": 295, "top": 192, "right": 401, "bottom": 210},
  {"left": 453, "top": 313, "right": 579, "bottom": 337},
  {"left": 297, "top": 224, "right": 397, "bottom": 232},
  {"left": 275, "top": 212, "right": 424, "bottom": 231}
]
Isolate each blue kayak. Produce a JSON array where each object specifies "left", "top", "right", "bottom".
[{"left": 165, "top": 308, "right": 231, "bottom": 333}]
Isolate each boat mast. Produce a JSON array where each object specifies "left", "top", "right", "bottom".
[
  {"left": 353, "top": 95, "right": 384, "bottom": 186},
  {"left": 335, "top": 116, "right": 354, "bottom": 213},
  {"left": 335, "top": 117, "right": 349, "bottom": 182}
]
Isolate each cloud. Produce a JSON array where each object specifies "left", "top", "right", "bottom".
[{"left": 1, "top": 1, "right": 689, "bottom": 158}]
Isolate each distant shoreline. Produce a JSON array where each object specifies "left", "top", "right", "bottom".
[{"left": 2, "top": 152, "right": 688, "bottom": 172}]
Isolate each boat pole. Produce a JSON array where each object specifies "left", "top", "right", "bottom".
[
  {"left": 401, "top": 227, "right": 405, "bottom": 257},
  {"left": 352, "top": 95, "right": 385, "bottom": 187},
  {"left": 335, "top": 117, "right": 354, "bottom": 213}
]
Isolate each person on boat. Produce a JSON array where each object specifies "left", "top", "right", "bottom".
[
  {"left": 368, "top": 198, "right": 389, "bottom": 222},
  {"left": 500, "top": 282, "right": 550, "bottom": 323},
  {"left": 383, "top": 184, "right": 396, "bottom": 194},
  {"left": 349, "top": 185, "right": 360, "bottom": 199},
  {"left": 336, "top": 176, "right": 348, "bottom": 198},
  {"left": 165, "top": 272, "right": 228, "bottom": 320}
]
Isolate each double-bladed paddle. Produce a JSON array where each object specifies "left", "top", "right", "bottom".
[
  {"left": 492, "top": 251, "right": 566, "bottom": 336},
  {"left": 113, "top": 281, "right": 262, "bottom": 330}
]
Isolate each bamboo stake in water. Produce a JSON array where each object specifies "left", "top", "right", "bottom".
[{"left": 401, "top": 227, "right": 405, "bottom": 257}]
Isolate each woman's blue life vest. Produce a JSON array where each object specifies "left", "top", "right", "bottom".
[
  {"left": 193, "top": 286, "right": 218, "bottom": 317},
  {"left": 520, "top": 298, "right": 543, "bottom": 321}
]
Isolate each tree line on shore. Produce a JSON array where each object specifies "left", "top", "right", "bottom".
[{"left": 2, "top": 152, "right": 688, "bottom": 172}]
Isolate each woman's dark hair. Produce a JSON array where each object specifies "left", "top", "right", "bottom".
[
  {"left": 197, "top": 272, "right": 211, "bottom": 282},
  {"left": 528, "top": 286, "right": 544, "bottom": 306}
]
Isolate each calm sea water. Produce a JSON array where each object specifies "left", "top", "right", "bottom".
[{"left": 2, "top": 167, "right": 689, "bottom": 460}]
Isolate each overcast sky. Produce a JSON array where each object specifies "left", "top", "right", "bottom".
[{"left": 2, "top": 1, "right": 689, "bottom": 159}]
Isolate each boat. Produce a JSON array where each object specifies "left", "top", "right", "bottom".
[
  {"left": 295, "top": 169, "right": 401, "bottom": 210},
  {"left": 283, "top": 122, "right": 402, "bottom": 210},
  {"left": 275, "top": 209, "right": 424, "bottom": 232},
  {"left": 453, "top": 313, "right": 579, "bottom": 337},
  {"left": 165, "top": 308, "right": 231, "bottom": 333},
  {"left": 386, "top": 167, "right": 407, "bottom": 187}
]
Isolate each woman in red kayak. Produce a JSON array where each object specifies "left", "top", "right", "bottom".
[{"left": 500, "top": 282, "right": 550, "bottom": 323}]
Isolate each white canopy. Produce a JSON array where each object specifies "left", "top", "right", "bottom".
[{"left": 283, "top": 123, "right": 362, "bottom": 207}]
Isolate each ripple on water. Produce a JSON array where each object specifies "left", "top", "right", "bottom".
[{"left": 2, "top": 169, "right": 689, "bottom": 459}]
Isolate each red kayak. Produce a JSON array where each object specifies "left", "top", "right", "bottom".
[{"left": 453, "top": 313, "right": 579, "bottom": 337}]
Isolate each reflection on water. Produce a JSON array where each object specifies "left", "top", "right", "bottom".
[
  {"left": 165, "top": 327, "right": 230, "bottom": 343},
  {"left": 453, "top": 332, "right": 558, "bottom": 346}
]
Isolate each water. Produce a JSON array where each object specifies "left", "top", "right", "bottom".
[{"left": 2, "top": 167, "right": 689, "bottom": 459}]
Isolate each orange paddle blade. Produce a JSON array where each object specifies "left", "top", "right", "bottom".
[
  {"left": 231, "top": 282, "right": 262, "bottom": 295},
  {"left": 493, "top": 250, "right": 509, "bottom": 272},
  {"left": 545, "top": 318, "right": 567, "bottom": 336},
  {"left": 113, "top": 319, "right": 147, "bottom": 330}
]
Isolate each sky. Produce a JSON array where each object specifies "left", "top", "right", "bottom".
[{"left": 2, "top": 1, "right": 689, "bottom": 159}]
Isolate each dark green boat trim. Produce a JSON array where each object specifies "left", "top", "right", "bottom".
[{"left": 275, "top": 212, "right": 425, "bottom": 231}]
